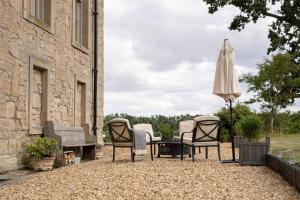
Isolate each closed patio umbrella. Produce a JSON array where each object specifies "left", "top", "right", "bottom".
[{"left": 213, "top": 39, "right": 241, "bottom": 163}]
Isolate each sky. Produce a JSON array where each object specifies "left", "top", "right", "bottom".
[{"left": 104, "top": 0, "right": 299, "bottom": 116}]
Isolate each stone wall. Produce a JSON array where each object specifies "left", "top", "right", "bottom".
[{"left": 0, "top": 0, "right": 104, "bottom": 172}]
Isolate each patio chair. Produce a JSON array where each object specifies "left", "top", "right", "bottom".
[
  {"left": 181, "top": 116, "right": 221, "bottom": 162},
  {"left": 108, "top": 118, "right": 153, "bottom": 162},
  {"left": 173, "top": 120, "right": 199, "bottom": 154},
  {"left": 133, "top": 123, "right": 162, "bottom": 155},
  {"left": 174, "top": 120, "right": 194, "bottom": 140}
]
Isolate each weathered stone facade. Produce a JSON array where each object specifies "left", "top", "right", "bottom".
[{"left": 0, "top": 0, "right": 104, "bottom": 172}]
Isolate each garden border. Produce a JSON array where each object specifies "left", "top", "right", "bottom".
[{"left": 265, "top": 154, "right": 300, "bottom": 193}]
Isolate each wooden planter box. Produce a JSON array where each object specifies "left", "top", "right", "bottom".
[
  {"left": 239, "top": 141, "right": 269, "bottom": 165},
  {"left": 266, "top": 155, "right": 300, "bottom": 193}
]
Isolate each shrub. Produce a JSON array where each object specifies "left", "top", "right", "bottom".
[
  {"left": 220, "top": 128, "right": 230, "bottom": 142},
  {"left": 236, "top": 115, "right": 264, "bottom": 142},
  {"left": 25, "top": 137, "right": 60, "bottom": 160},
  {"left": 159, "top": 123, "right": 173, "bottom": 140}
]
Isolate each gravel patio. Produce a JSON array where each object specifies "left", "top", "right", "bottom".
[{"left": 0, "top": 143, "right": 299, "bottom": 200}]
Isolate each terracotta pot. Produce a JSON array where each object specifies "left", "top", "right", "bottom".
[{"left": 31, "top": 157, "right": 55, "bottom": 171}]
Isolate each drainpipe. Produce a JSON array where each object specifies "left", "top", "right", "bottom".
[{"left": 92, "top": 0, "right": 98, "bottom": 136}]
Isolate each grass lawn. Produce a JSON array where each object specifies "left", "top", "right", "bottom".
[{"left": 271, "top": 134, "right": 300, "bottom": 164}]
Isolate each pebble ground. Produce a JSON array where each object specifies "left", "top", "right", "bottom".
[{"left": 0, "top": 144, "right": 299, "bottom": 200}]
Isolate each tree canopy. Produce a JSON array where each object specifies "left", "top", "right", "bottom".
[
  {"left": 203, "top": 0, "right": 300, "bottom": 58},
  {"left": 240, "top": 53, "right": 300, "bottom": 134}
]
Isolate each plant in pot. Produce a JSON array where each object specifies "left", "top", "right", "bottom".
[
  {"left": 236, "top": 115, "right": 269, "bottom": 165},
  {"left": 25, "top": 137, "right": 60, "bottom": 171},
  {"left": 95, "top": 143, "right": 104, "bottom": 159}
]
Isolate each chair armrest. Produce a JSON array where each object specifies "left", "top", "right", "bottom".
[
  {"left": 146, "top": 132, "right": 153, "bottom": 144},
  {"left": 154, "top": 131, "right": 162, "bottom": 138},
  {"left": 181, "top": 131, "right": 193, "bottom": 143}
]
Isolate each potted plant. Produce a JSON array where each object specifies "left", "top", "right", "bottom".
[
  {"left": 236, "top": 115, "right": 269, "bottom": 165},
  {"left": 25, "top": 137, "right": 60, "bottom": 171},
  {"left": 95, "top": 143, "right": 104, "bottom": 159}
]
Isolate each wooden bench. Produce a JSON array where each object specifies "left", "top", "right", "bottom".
[{"left": 43, "top": 121, "right": 97, "bottom": 166}]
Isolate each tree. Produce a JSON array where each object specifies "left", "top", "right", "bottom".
[
  {"left": 240, "top": 53, "right": 299, "bottom": 136},
  {"left": 202, "top": 0, "right": 300, "bottom": 57}
]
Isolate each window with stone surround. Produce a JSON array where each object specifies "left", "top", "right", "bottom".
[
  {"left": 28, "top": 57, "right": 50, "bottom": 134},
  {"left": 23, "top": 0, "right": 53, "bottom": 32},
  {"left": 72, "top": 0, "right": 89, "bottom": 52},
  {"left": 74, "top": 77, "right": 87, "bottom": 126}
]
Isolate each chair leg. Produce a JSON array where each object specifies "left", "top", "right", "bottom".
[
  {"left": 192, "top": 146, "right": 195, "bottom": 162},
  {"left": 205, "top": 146, "right": 208, "bottom": 159},
  {"left": 199, "top": 147, "right": 201, "bottom": 154},
  {"left": 217, "top": 144, "right": 221, "bottom": 161},
  {"left": 181, "top": 142, "right": 184, "bottom": 160},
  {"left": 113, "top": 146, "right": 115, "bottom": 162},
  {"left": 154, "top": 144, "right": 156, "bottom": 155},
  {"left": 150, "top": 143, "right": 153, "bottom": 161},
  {"left": 131, "top": 152, "right": 135, "bottom": 162}
]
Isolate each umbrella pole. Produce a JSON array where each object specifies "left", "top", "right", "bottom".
[
  {"left": 221, "top": 99, "right": 238, "bottom": 163},
  {"left": 230, "top": 99, "right": 236, "bottom": 161}
]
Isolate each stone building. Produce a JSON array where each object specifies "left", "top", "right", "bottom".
[{"left": 0, "top": 0, "right": 104, "bottom": 172}]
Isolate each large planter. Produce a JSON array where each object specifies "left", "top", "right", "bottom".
[
  {"left": 31, "top": 157, "right": 55, "bottom": 171},
  {"left": 239, "top": 141, "right": 269, "bottom": 165}
]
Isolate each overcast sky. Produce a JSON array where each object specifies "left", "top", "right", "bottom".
[{"left": 104, "top": 0, "right": 299, "bottom": 116}]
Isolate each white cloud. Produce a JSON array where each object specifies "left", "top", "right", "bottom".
[{"left": 104, "top": 0, "right": 299, "bottom": 116}]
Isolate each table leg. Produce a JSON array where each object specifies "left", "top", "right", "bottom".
[{"left": 157, "top": 143, "right": 160, "bottom": 158}]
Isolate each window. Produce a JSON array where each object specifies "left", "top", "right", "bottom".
[
  {"left": 74, "top": 75, "right": 87, "bottom": 127},
  {"left": 74, "top": 80, "right": 87, "bottom": 126},
  {"left": 73, "top": 0, "right": 89, "bottom": 50},
  {"left": 23, "top": 0, "right": 53, "bottom": 32},
  {"left": 28, "top": 56, "right": 50, "bottom": 134}
]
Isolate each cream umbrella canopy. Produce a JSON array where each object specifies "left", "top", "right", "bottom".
[
  {"left": 213, "top": 39, "right": 241, "bottom": 162},
  {"left": 213, "top": 39, "right": 241, "bottom": 101}
]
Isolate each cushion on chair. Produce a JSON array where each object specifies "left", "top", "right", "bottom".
[
  {"left": 179, "top": 120, "right": 193, "bottom": 138},
  {"left": 152, "top": 136, "right": 161, "bottom": 142},
  {"left": 182, "top": 138, "right": 219, "bottom": 146},
  {"left": 109, "top": 118, "right": 132, "bottom": 129},
  {"left": 193, "top": 115, "right": 220, "bottom": 141},
  {"left": 113, "top": 142, "right": 133, "bottom": 147},
  {"left": 133, "top": 123, "right": 157, "bottom": 143},
  {"left": 193, "top": 115, "right": 220, "bottom": 128},
  {"left": 108, "top": 118, "right": 132, "bottom": 142}
]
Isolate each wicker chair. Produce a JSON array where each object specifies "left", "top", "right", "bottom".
[
  {"left": 108, "top": 118, "right": 153, "bottom": 162},
  {"left": 133, "top": 123, "right": 162, "bottom": 154},
  {"left": 180, "top": 116, "right": 221, "bottom": 162}
]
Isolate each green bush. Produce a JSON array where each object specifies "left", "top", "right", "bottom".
[
  {"left": 236, "top": 115, "right": 264, "bottom": 142},
  {"left": 25, "top": 137, "right": 60, "bottom": 160},
  {"left": 159, "top": 123, "right": 173, "bottom": 140},
  {"left": 220, "top": 128, "right": 230, "bottom": 142}
]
